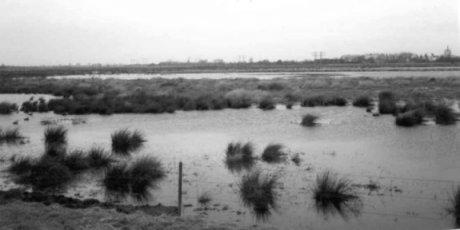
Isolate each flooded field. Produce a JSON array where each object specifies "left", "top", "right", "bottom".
[
  {"left": 0, "top": 94, "right": 459, "bottom": 230},
  {"left": 48, "top": 69, "right": 460, "bottom": 80}
]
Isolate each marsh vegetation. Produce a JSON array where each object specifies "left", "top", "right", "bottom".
[
  {"left": 261, "top": 144, "right": 286, "bottom": 163},
  {"left": 111, "top": 129, "right": 146, "bottom": 155},
  {"left": 239, "top": 171, "right": 278, "bottom": 220},
  {"left": 313, "top": 171, "right": 362, "bottom": 219},
  {"left": 225, "top": 142, "right": 255, "bottom": 172},
  {"left": 0, "top": 101, "right": 18, "bottom": 114},
  {"left": 301, "top": 114, "right": 319, "bottom": 127},
  {"left": 0, "top": 128, "right": 24, "bottom": 144}
]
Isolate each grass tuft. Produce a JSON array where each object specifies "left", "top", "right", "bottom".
[
  {"left": 44, "top": 126, "right": 67, "bottom": 145},
  {"left": 301, "top": 114, "right": 318, "bottom": 127},
  {"left": 395, "top": 109, "right": 425, "bottom": 127},
  {"left": 198, "top": 192, "right": 212, "bottom": 206},
  {"left": 103, "top": 164, "right": 131, "bottom": 199},
  {"left": 225, "top": 142, "right": 255, "bottom": 172},
  {"left": 111, "top": 129, "right": 146, "bottom": 155},
  {"left": 0, "top": 128, "right": 24, "bottom": 143},
  {"left": 258, "top": 97, "right": 276, "bottom": 110},
  {"left": 239, "top": 171, "right": 277, "bottom": 220},
  {"left": 63, "top": 150, "right": 90, "bottom": 173},
  {"left": 13, "top": 157, "right": 74, "bottom": 193},
  {"left": 313, "top": 171, "right": 361, "bottom": 218},
  {"left": 261, "top": 144, "right": 286, "bottom": 163},
  {"left": 87, "top": 147, "right": 113, "bottom": 169},
  {"left": 7, "top": 157, "right": 34, "bottom": 175},
  {"left": 129, "top": 156, "right": 166, "bottom": 201},
  {"left": 103, "top": 156, "right": 166, "bottom": 202}
]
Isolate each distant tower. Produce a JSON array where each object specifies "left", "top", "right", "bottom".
[{"left": 444, "top": 46, "right": 452, "bottom": 57}]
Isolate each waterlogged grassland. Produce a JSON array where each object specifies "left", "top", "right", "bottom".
[{"left": 0, "top": 76, "right": 459, "bottom": 115}]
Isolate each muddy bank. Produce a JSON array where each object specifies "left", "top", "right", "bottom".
[
  {"left": 0, "top": 189, "right": 178, "bottom": 216},
  {"left": 0, "top": 189, "right": 274, "bottom": 230}
]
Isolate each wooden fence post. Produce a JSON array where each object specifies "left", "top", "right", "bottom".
[{"left": 178, "top": 161, "right": 183, "bottom": 216}]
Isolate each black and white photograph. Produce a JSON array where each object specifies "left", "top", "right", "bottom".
[{"left": 0, "top": 0, "right": 459, "bottom": 229}]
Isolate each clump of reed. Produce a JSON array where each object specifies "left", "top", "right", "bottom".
[
  {"left": 258, "top": 97, "right": 276, "bottom": 110},
  {"left": 352, "top": 96, "right": 372, "bottom": 108},
  {"left": 87, "top": 146, "right": 113, "bottom": 169},
  {"left": 0, "top": 128, "right": 24, "bottom": 143},
  {"left": 395, "top": 109, "right": 425, "bottom": 127},
  {"left": 103, "top": 164, "right": 131, "bottom": 199},
  {"left": 434, "top": 104, "right": 457, "bottom": 125},
  {"left": 197, "top": 192, "right": 212, "bottom": 207},
  {"left": 225, "top": 142, "right": 255, "bottom": 172},
  {"left": 44, "top": 126, "right": 67, "bottom": 146},
  {"left": 11, "top": 156, "right": 74, "bottom": 193},
  {"left": 7, "top": 157, "right": 34, "bottom": 175},
  {"left": 239, "top": 171, "right": 277, "bottom": 220},
  {"left": 111, "top": 129, "right": 146, "bottom": 155},
  {"left": 103, "top": 156, "right": 166, "bottom": 201},
  {"left": 301, "top": 114, "right": 318, "bottom": 127},
  {"left": 261, "top": 144, "right": 286, "bottom": 163},
  {"left": 313, "top": 171, "right": 361, "bottom": 218},
  {"left": 62, "top": 150, "right": 90, "bottom": 172},
  {"left": 378, "top": 91, "right": 397, "bottom": 114},
  {"left": 0, "top": 102, "right": 18, "bottom": 114}
]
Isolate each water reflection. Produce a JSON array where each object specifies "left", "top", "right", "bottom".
[
  {"left": 225, "top": 142, "right": 256, "bottom": 173},
  {"left": 239, "top": 170, "right": 278, "bottom": 221}
]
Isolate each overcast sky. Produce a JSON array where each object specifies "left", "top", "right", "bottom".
[{"left": 0, "top": 0, "right": 459, "bottom": 65}]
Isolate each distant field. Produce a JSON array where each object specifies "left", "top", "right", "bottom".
[{"left": 1, "top": 62, "right": 460, "bottom": 78}]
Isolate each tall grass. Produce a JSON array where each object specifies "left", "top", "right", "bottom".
[
  {"left": 261, "top": 144, "right": 286, "bottom": 163},
  {"left": 225, "top": 142, "right": 255, "bottom": 172},
  {"left": 103, "top": 157, "right": 166, "bottom": 201},
  {"left": 44, "top": 126, "right": 67, "bottom": 145},
  {"left": 434, "top": 104, "right": 457, "bottom": 125},
  {"left": 0, "top": 102, "right": 18, "bottom": 114},
  {"left": 63, "top": 150, "right": 90, "bottom": 173},
  {"left": 0, "top": 128, "right": 24, "bottom": 143},
  {"left": 301, "top": 114, "right": 318, "bottom": 127},
  {"left": 352, "top": 96, "right": 372, "bottom": 108},
  {"left": 111, "top": 129, "right": 146, "bottom": 155},
  {"left": 313, "top": 171, "right": 361, "bottom": 218},
  {"left": 13, "top": 157, "right": 73, "bottom": 193},
  {"left": 103, "top": 164, "right": 131, "bottom": 199},
  {"left": 7, "top": 157, "right": 34, "bottom": 175},
  {"left": 87, "top": 147, "right": 113, "bottom": 169},
  {"left": 129, "top": 157, "right": 166, "bottom": 201},
  {"left": 239, "top": 171, "right": 277, "bottom": 220}
]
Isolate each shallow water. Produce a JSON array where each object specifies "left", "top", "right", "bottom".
[
  {"left": 48, "top": 69, "right": 460, "bottom": 80},
  {"left": 0, "top": 94, "right": 459, "bottom": 229}
]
